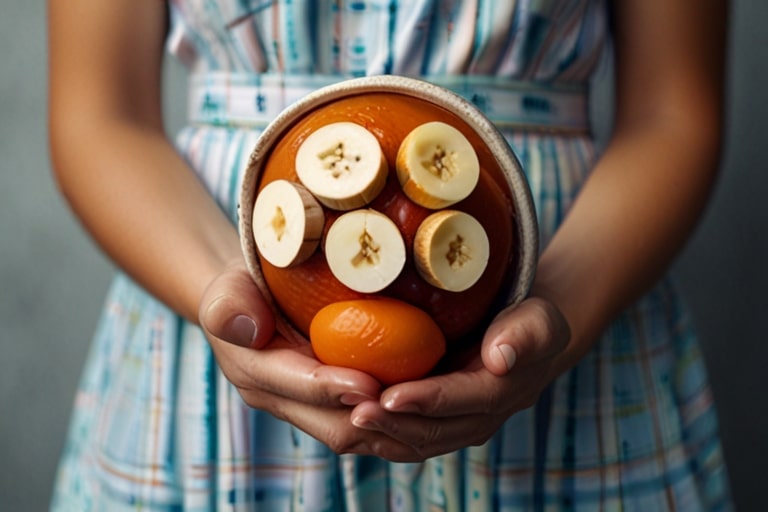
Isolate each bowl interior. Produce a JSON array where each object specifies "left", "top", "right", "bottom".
[{"left": 239, "top": 75, "right": 538, "bottom": 341}]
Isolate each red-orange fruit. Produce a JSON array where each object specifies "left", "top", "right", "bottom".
[
  {"left": 310, "top": 299, "right": 446, "bottom": 385},
  {"left": 258, "top": 92, "right": 516, "bottom": 343}
]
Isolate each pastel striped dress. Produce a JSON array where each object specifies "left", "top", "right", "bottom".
[{"left": 51, "top": 1, "right": 733, "bottom": 510}]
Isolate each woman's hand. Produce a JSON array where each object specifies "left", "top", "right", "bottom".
[
  {"left": 199, "top": 259, "right": 443, "bottom": 457},
  {"left": 348, "top": 297, "right": 570, "bottom": 462}
]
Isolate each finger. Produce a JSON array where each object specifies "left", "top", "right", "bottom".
[
  {"left": 378, "top": 358, "right": 549, "bottom": 418},
  {"left": 248, "top": 392, "right": 426, "bottom": 462},
  {"left": 350, "top": 401, "right": 499, "bottom": 459},
  {"left": 199, "top": 260, "right": 276, "bottom": 348},
  {"left": 379, "top": 368, "right": 504, "bottom": 417},
  {"left": 209, "top": 335, "right": 383, "bottom": 408},
  {"left": 481, "top": 297, "right": 570, "bottom": 376}
]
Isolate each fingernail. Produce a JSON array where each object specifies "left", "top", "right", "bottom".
[
  {"left": 225, "top": 315, "right": 258, "bottom": 347},
  {"left": 383, "top": 398, "right": 421, "bottom": 414},
  {"left": 340, "top": 392, "right": 375, "bottom": 406},
  {"left": 352, "top": 415, "right": 381, "bottom": 431},
  {"left": 495, "top": 344, "right": 517, "bottom": 372}
]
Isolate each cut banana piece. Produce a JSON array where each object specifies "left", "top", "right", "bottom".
[
  {"left": 413, "top": 210, "right": 489, "bottom": 292},
  {"left": 325, "top": 209, "right": 406, "bottom": 293},
  {"left": 295, "top": 122, "right": 388, "bottom": 211},
  {"left": 252, "top": 179, "right": 325, "bottom": 268},
  {"left": 396, "top": 121, "right": 480, "bottom": 209}
]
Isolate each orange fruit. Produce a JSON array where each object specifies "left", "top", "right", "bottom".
[
  {"left": 309, "top": 298, "right": 446, "bottom": 385},
  {"left": 259, "top": 92, "right": 516, "bottom": 343}
]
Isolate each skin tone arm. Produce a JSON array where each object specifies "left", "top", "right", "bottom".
[
  {"left": 349, "top": 0, "right": 728, "bottom": 460},
  {"left": 536, "top": 0, "right": 729, "bottom": 377},
  {"left": 48, "top": 1, "right": 240, "bottom": 322}
]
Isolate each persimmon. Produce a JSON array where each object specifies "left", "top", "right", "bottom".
[{"left": 310, "top": 298, "right": 446, "bottom": 385}]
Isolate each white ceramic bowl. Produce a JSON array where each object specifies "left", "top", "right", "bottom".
[{"left": 239, "top": 75, "right": 538, "bottom": 341}]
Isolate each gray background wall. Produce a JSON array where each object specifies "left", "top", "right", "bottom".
[{"left": 1, "top": 2, "right": 766, "bottom": 510}]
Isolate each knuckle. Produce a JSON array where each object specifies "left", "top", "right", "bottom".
[
  {"left": 419, "top": 383, "right": 448, "bottom": 415},
  {"left": 323, "top": 422, "right": 369, "bottom": 456},
  {"left": 237, "top": 388, "right": 273, "bottom": 415},
  {"left": 506, "top": 300, "right": 570, "bottom": 360},
  {"left": 417, "top": 423, "right": 444, "bottom": 451},
  {"left": 481, "top": 388, "right": 503, "bottom": 414},
  {"left": 325, "top": 431, "right": 358, "bottom": 455},
  {"left": 525, "top": 303, "right": 553, "bottom": 341},
  {"left": 309, "top": 364, "right": 362, "bottom": 407},
  {"left": 307, "top": 366, "right": 337, "bottom": 404},
  {"left": 531, "top": 300, "right": 571, "bottom": 351}
]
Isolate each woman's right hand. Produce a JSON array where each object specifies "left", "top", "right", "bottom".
[{"left": 198, "top": 259, "right": 402, "bottom": 456}]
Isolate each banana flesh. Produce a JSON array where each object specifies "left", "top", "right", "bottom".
[
  {"left": 413, "top": 210, "right": 489, "bottom": 292},
  {"left": 396, "top": 121, "right": 480, "bottom": 209},
  {"left": 324, "top": 209, "right": 406, "bottom": 293},
  {"left": 252, "top": 179, "right": 325, "bottom": 268},
  {"left": 295, "top": 122, "right": 388, "bottom": 211}
]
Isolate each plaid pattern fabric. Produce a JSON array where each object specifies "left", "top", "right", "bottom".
[{"left": 51, "top": 1, "right": 732, "bottom": 510}]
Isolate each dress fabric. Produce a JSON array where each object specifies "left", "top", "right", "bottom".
[{"left": 51, "top": 1, "right": 732, "bottom": 511}]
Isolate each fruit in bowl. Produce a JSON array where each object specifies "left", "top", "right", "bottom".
[{"left": 240, "top": 76, "right": 537, "bottom": 385}]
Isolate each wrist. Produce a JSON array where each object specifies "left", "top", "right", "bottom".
[{"left": 527, "top": 257, "right": 609, "bottom": 378}]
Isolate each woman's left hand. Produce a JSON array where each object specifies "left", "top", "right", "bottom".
[{"left": 349, "top": 297, "right": 570, "bottom": 462}]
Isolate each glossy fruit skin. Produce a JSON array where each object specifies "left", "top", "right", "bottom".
[
  {"left": 258, "top": 92, "right": 517, "bottom": 343},
  {"left": 310, "top": 299, "right": 447, "bottom": 385}
]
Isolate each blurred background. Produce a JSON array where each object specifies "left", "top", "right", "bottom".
[{"left": 2, "top": 2, "right": 766, "bottom": 510}]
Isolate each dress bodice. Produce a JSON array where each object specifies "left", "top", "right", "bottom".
[{"left": 167, "top": 0, "right": 608, "bottom": 85}]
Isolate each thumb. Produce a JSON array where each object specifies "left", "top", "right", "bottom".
[
  {"left": 481, "top": 297, "right": 570, "bottom": 376},
  {"left": 199, "top": 262, "right": 276, "bottom": 349}
]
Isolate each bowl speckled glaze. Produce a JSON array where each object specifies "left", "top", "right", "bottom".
[{"left": 239, "top": 75, "right": 538, "bottom": 343}]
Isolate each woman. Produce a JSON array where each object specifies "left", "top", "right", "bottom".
[{"left": 48, "top": 1, "right": 731, "bottom": 509}]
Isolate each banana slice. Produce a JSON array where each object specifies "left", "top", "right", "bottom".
[
  {"left": 325, "top": 209, "right": 406, "bottom": 293},
  {"left": 252, "top": 179, "right": 325, "bottom": 268},
  {"left": 396, "top": 121, "right": 480, "bottom": 209},
  {"left": 413, "top": 210, "right": 489, "bottom": 292},
  {"left": 295, "top": 122, "right": 388, "bottom": 211}
]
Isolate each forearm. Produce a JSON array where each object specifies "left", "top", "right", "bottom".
[
  {"left": 48, "top": 0, "right": 242, "bottom": 323},
  {"left": 50, "top": 121, "right": 241, "bottom": 323},
  {"left": 534, "top": 119, "right": 721, "bottom": 376},
  {"left": 524, "top": 0, "right": 729, "bottom": 377}
]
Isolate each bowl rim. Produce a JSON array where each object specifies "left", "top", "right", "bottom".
[{"left": 239, "top": 75, "right": 539, "bottom": 341}]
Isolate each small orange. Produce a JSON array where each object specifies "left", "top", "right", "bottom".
[{"left": 309, "top": 298, "right": 446, "bottom": 385}]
